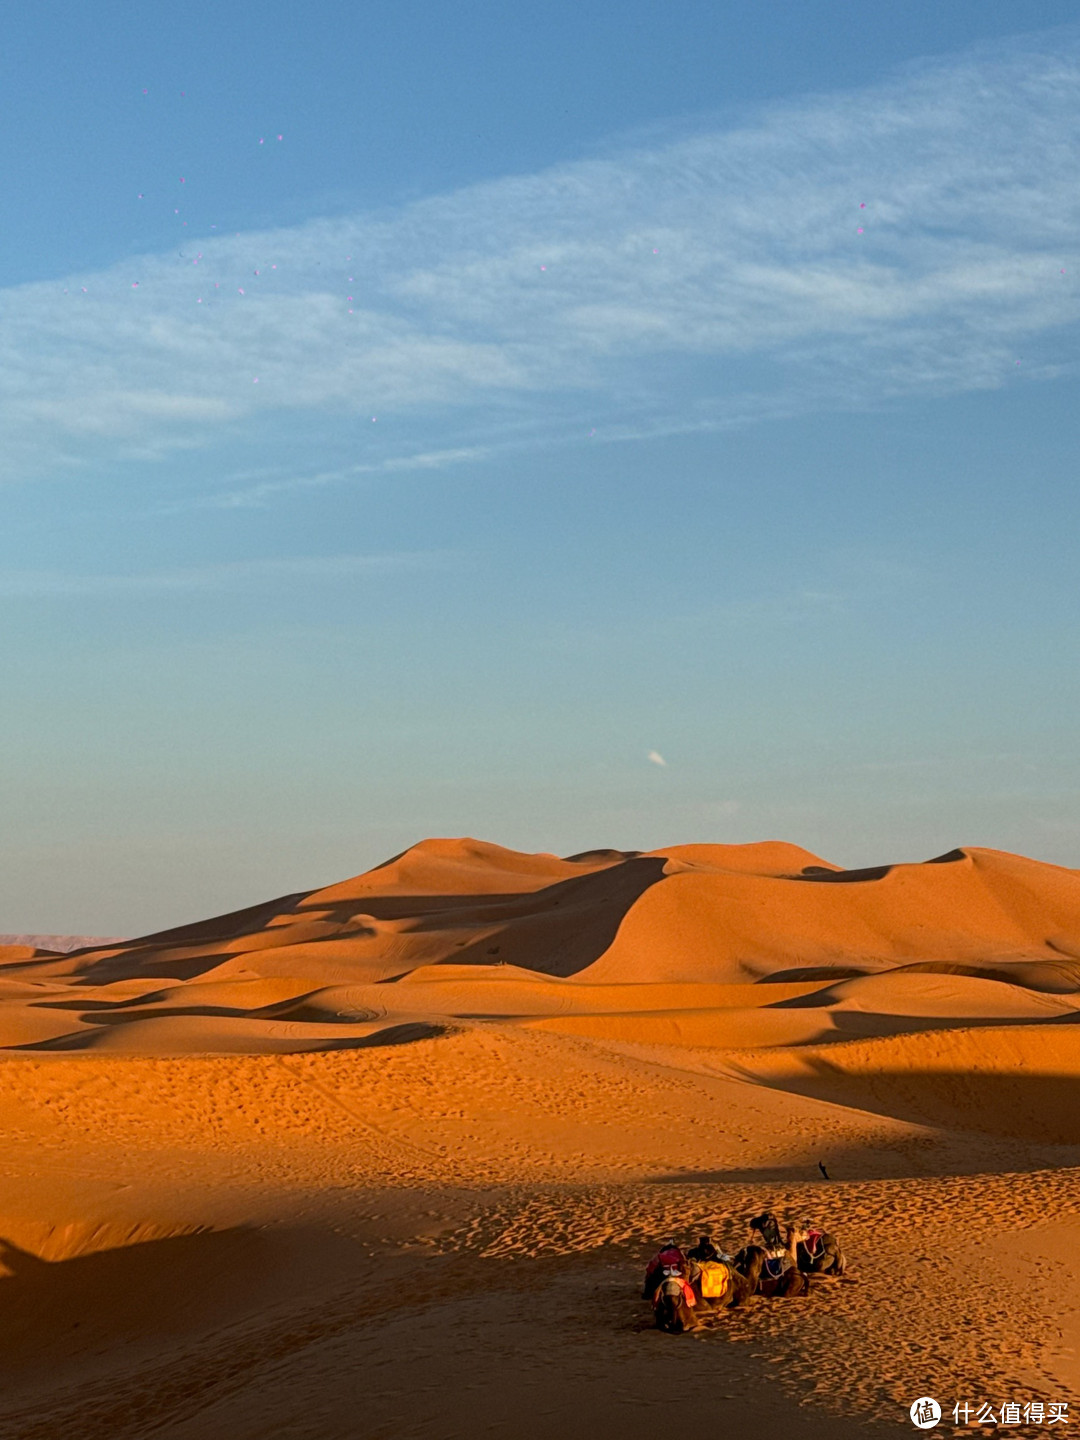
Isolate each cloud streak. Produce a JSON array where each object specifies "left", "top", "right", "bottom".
[{"left": 3, "top": 29, "right": 1079, "bottom": 487}]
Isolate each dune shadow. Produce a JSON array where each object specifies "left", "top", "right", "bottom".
[
  {"left": 788, "top": 849, "right": 967, "bottom": 885},
  {"left": 66, "top": 857, "right": 670, "bottom": 986},
  {"left": 71, "top": 949, "right": 251, "bottom": 985},
  {"left": 98, "top": 893, "right": 314, "bottom": 952},
  {"left": 761, "top": 958, "right": 1080, "bottom": 995},
  {"left": 333, "top": 1021, "right": 449, "bottom": 1048},
  {"left": 36, "top": 1001, "right": 380, "bottom": 1025},
  {"left": 755, "top": 1068, "right": 1080, "bottom": 1146},
  {"left": 759, "top": 967, "right": 877, "bottom": 984},
  {"left": 791, "top": 863, "right": 894, "bottom": 884},
  {"left": 0, "top": 1228, "right": 275, "bottom": 1369},
  {"left": 375, "top": 856, "right": 670, "bottom": 979},
  {"left": 13, "top": 1020, "right": 449, "bottom": 1054},
  {"left": 649, "top": 1164, "right": 859, "bottom": 1184}
]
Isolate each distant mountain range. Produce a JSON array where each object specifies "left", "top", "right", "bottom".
[{"left": 0, "top": 935, "right": 124, "bottom": 953}]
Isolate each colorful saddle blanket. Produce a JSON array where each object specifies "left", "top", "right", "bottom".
[
  {"left": 652, "top": 1272, "right": 696, "bottom": 1308},
  {"left": 645, "top": 1247, "right": 687, "bottom": 1290}
]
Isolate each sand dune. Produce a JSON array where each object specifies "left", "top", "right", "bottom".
[
  {"left": 3, "top": 835, "right": 1080, "bottom": 1437},
  {"left": 2, "top": 836, "right": 1078, "bottom": 1061}
]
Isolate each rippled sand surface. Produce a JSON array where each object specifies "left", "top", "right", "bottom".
[{"left": 1, "top": 837, "right": 1078, "bottom": 1437}]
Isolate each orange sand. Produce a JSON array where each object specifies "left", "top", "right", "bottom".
[{"left": 1, "top": 837, "right": 1079, "bottom": 1438}]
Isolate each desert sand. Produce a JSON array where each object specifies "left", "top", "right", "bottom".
[{"left": 2, "top": 837, "right": 1080, "bottom": 1438}]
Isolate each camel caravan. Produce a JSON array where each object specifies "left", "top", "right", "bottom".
[{"left": 643, "top": 1210, "right": 847, "bottom": 1333}]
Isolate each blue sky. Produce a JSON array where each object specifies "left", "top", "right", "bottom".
[{"left": 3, "top": 2, "right": 1079, "bottom": 933}]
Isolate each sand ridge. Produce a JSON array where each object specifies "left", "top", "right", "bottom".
[{"left": 1, "top": 836, "right": 1079, "bottom": 1055}]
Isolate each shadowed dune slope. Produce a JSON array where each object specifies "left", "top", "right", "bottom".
[
  {"left": 723, "top": 1023, "right": 1080, "bottom": 1143},
  {"left": 0, "top": 837, "right": 1077, "bottom": 1055}
]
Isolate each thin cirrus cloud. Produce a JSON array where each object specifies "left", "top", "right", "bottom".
[
  {"left": 198, "top": 444, "right": 496, "bottom": 509},
  {"left": 2, "top": 29, "right": 1078, "bottom": 489}
]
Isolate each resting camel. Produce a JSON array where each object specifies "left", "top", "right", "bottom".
[
  {"left": 735, "top": 1223, "right": 811, "bottom": 1298},
  {"left": 796, "top": 1220, "right": 846, "bottom": 1276},
  {"left": 642, "top": 1241, "right": 688, "bottom": 1302},
  {"left": 689, "top": 1256, "right": 756, "bottom": 1309},
  {"left": 652, "top": 1269, "right": 699, "bottom": 1332}
]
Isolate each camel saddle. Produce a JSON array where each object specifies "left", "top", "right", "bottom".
[{"left": 697, "top": 1260, "right": 732, "bottom": 1299}]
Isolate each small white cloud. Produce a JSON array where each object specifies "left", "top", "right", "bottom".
[{"left": 647, "top": 750, "right": 668, "bottom": 768}]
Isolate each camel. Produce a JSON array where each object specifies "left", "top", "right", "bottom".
[
  {"left": 642, "top": 1241, "right": 688, "bottom": 1302},
  {"left": 796, "top": 1220, "right": 846, "bottom": 1276},
  {"left": 644, "top": 1241, "right": 698, "bottom": 1331},
  {"left": 735, "top": 1223, "right": 811, "bottom": 1298},
  {"left": 689, "top": 1256, "right": 756, "bottom": 1309},
  {"left": 652, "top": 1269, "right": 698, "bottom": 1333}
]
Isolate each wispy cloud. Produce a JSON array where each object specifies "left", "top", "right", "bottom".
[
  {"left": 195, "top": 444, "right": 494, "bottom": 509},
  {"left": 3, "top": 29, "right": 1079, "bottom": 487},
  {"left": 647, "top": 750, "right": 668, "bottom": 768},
  {"left": 0, "top": 551, "right": 443, "bottom": 598}
]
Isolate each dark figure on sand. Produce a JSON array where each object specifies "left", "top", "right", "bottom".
[{"left": 687, "top": 1234, "right": 719, "bottom": 1263}]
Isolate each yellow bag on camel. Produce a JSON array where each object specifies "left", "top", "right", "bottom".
[{"left": 697, "top": 1261, "right": 732, "bottom": 1300}]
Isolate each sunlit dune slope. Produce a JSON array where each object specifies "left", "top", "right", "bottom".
[{"left": 0, "top": 836, "right": 1078, "bottom": 1055}]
